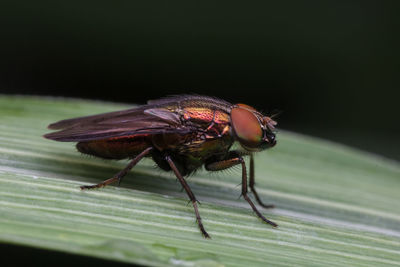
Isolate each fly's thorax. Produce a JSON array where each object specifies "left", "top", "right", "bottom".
[
  {"left": 160, "top": 104, "right": 231, "bottom": 142},
  {"left": 163, "top": 99, "right": 231, "bottom": 130},
  {"left": 181, "top": 107, "right": 230, "bottom": 125},
  {"left": 230, "top": 104, "right": 277, "bottom": 152}
]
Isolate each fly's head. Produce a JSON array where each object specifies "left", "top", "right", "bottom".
[{"left": 230, "top": 103, "right": 277, "bottom": 152}]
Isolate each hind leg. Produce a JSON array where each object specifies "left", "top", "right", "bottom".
[{"left": 80, "top": 147, "right": 153, "bottom": 190}]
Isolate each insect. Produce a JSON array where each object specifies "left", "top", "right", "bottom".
[{"left": 44, "top": 95, "right": 278, "bottom": 238}]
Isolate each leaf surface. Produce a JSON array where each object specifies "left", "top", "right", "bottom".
[{"left": 0, "top": 96, "right": 399, "bottom": 266}]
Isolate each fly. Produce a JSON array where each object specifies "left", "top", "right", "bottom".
[{"left": 44, "top": 95, "right": 278, "bottom": 238}]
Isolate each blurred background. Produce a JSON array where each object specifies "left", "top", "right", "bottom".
[{"left": 1, "top": 0, "right": 399, "bottom": 160}]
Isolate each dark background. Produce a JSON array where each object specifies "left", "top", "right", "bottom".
[
  {"left": 0, "top": 1, "right": 399, "bottom": 265},
  {"left": 1, "top": 0, "right": 399, "bottom": 160}
]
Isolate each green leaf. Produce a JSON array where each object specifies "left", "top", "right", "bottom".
[{"left": 0, "top": 95, "right": 399, "bottom": 266}]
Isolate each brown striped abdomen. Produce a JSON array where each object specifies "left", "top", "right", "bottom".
[{"left": 77, "top": 135, "right": 152, "bottom": 159}]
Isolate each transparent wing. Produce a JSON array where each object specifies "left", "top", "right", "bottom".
[{"left": 44, "top": 105, "right": 189, "bottom": 142}]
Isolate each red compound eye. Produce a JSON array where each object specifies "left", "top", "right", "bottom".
[{"left": 231, "top": 106, "right": 262, "bottom": 148}]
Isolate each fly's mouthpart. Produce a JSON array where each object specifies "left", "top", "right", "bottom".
[{"left": 264, "top": 135, "right": 276, "bottom": 147}]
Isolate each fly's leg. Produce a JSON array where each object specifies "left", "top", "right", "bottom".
[
  {"left": 206, "top": 152, "right": 278, "bottom": 227},
  {"left": 165, "top": 155, "right": 210, "bottom": 238},
  {"left": 80, "top": 147, "right": 153, "bottom": 190},
  {"left": 249, "top": 155, "right": 274, "bottom": 208}
]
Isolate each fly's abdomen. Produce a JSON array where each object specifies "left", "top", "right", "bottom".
[{"left": 77, "top": 135, "right": 152, "bottom": 159}]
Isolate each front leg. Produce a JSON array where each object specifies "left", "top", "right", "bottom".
[
  {"left": 205, "top": 152, "right": 277, "bottom": 227},
  {"left": 249, "top": 154, "right": 274, "bottom": 208}
]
